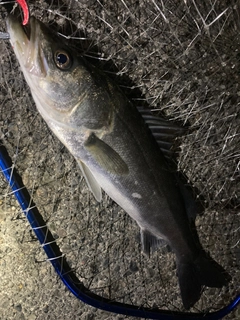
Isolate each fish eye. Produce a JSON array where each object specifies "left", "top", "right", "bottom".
[{"left": 54, "top": 50, "right": 72, "bottom": 70}]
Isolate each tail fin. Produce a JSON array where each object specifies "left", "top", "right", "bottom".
[{"left": 177, "top": 254, "right": 231, "bottom": 309}]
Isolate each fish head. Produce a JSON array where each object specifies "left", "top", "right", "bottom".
[{"left": 6, "top": 15, "right": 90, "bottom": 125}]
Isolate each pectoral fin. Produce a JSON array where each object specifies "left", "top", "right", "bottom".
[
  {"left": 84, "top": 133, "right": 129, "bottom": 175},
  {"left": 77, "top": 159, "right": 102, "bottom": 202}
]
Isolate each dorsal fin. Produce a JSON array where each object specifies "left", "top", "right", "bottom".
[
  {"left": 138, "top": 107, "right": 204, "bottom": 219},
  {"left": 137, "top": 107, "right": 186, "bottom": 158}
]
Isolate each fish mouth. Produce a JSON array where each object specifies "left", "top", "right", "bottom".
[
  {"left": 6, "top": 15, "right": 48, "bottom": 77},
  {"left": 7, "top": 15, "right": 34, "bottom": 53},
  {"left": 22, "top": 22, "right": 31, "bottom": 40}
]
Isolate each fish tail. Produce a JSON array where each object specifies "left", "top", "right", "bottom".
[{"left": 177, "top": 254, "right": 231, "bottom": 309}]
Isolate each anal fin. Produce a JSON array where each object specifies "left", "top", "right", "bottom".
[{"left": 140, "top": 229, "right": 170, "bottom": 257}]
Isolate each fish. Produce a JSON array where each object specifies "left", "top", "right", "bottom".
[{"left": 6, "top": 15, "right": 230, "bottom": 309}]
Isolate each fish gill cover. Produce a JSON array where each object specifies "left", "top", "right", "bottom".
[{"left": 0, "top": 1, "right": 239, "bottom": 319}]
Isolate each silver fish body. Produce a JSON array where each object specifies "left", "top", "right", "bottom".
[{"left": 7, "top": 15, "right": 230, "bottom": 309}]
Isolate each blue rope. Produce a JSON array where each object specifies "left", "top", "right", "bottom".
[{"left": 0, "top": 144, "right": 239, "bottom": 319}]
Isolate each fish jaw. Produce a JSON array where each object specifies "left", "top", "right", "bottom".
[
  {"left": 7, "top": 16, "right": 55, "bottom": 130},
  {"left": 6, "top": 16, "right": 29, "bottom": 63},
  {"left": 7, "top": 16, "right": 48, "bottom": 78},
  {"left": 6, "top": 15, "right": 56, "bottom": 124}
]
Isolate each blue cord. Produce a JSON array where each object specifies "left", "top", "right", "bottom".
[{"left": 0, "top": 144, "right": 239, "bottom": 319}]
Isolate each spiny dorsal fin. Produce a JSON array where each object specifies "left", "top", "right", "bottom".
[{"left": 137, "top": 107, "right": 186, "bottom": 158}]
